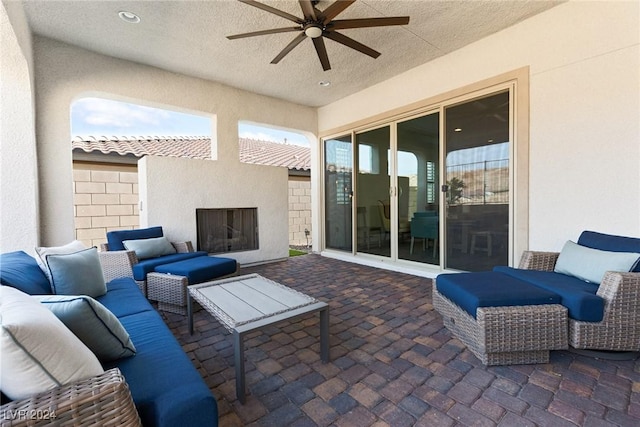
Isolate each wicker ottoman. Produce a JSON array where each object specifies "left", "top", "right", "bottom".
[
  {"left": 147, "top": 255, "right": 237, "bottom": 314},
  {"left": 433, "top": 272, "right": 568, "bottom": 365}
]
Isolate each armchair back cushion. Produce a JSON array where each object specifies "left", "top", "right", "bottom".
[
  {"left": 0, "top": 251, "right": 52, "bottom": 294},
  {"left": 578, "top": 231, "right": 640, "bottom": 272},
  {"left": 107, "top": 226, "right": 164, "bottom": 251}
]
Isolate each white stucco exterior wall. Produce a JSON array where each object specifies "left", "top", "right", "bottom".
[
  {"left": 317, "top": 1, "right": 640, "bottom": 252},
  {"left": 139, "top": 156, "right": 289, "bottom": 264},
  {"left": 0, "top": 3, "right": 39, "bottom": 253},
  {"left": 31, "top": 37, "right": 316, "bottom": 247}
]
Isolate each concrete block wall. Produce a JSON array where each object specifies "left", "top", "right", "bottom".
[
  {"left": 289, "top": 176, "right": 312, "bottom": 247},
  {"left": 74, "top": 161, "right": 311, "bottom": 248},
  {"left": 73, "top": 163, "right": 139, "bottom": 247}
]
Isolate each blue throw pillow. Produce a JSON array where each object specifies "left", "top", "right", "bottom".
[
  {"left": 123, "top": 236, "right": 177, "bottom": 260},
  {"left": 35, "top": 295, "right": 136, "bottom": 362},
  {"left": 0, "top": 251, "right": 52, "bottom": 294},
  {"left": 554, "top": 240, "right": 640, "bottom": 284},
  {"left": 106, "top": 226, "right": 164, "bottom": 251},
  {"left": 46, "top": 247, "right": 107, "bottom": 297}
]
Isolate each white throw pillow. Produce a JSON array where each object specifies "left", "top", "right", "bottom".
[
  {"left": 554, "top": 240, "right": 640, "bottom": 284},
  {"left": 46, "top": 247, "right": 107, "bottom": 297},
  {"left": 0, "top": 286, "right": 104, "bottom": 401},
  {"left": 35, "top": 240, "right": 87, "bottom": 284},
  {"left": 123, "top": 236, "right": 177, "bottom": 260},
  {"left": 35, "top": 295, "right": 136, "bottom": 362}
]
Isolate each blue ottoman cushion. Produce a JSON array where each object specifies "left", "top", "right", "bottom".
[
  {"left": 436, "top": 271, "right": 561, "bottom": 319},
  {"left": 132, "top": 252, "right": 208, "bottom": 281},
  {"left": 493, "top": 266, "right": 604, "bottom": 322},
  {"left": 154, "top": 256, "right": 237, "bottom": 284}
]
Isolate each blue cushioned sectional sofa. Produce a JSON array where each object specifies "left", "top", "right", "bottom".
[{"left": 0, "top": 250, "right": 218, "bottom": 427}]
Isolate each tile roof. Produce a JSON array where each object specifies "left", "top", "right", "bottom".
[{"left": 71, "top": 136, "right": 310, "bottom": 171}]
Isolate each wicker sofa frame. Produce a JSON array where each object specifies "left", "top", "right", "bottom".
[
  {"left": 0, "top": 368, "right": 140, "bottom": 427},
  {"left": 519, "top": 250, "right": 640, "bottom": 351}
]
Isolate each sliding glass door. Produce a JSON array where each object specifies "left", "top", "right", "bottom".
[
  {"left": 322, "top": 87, "right": 513, "bottom": 273},
  {"left": 324, "top": 135, "right": 353, "bottom": 251},
  {"left": 444, "top": 91, "right": 510, "bottom": 271},
  {"left": 397, "top": 113, "right": 440, "bottom": 265},
  {"left": 355, "top": 126, "right": 391, "bottom": 257}
]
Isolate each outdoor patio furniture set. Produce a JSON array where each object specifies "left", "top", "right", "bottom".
[
  {"left": 434, "top": 230, "right": 640, "bottom": 365},
  {"left": 100, "top": 226, "right": 238, "bottom": 314},
  {"left": 0, "top": 247, "right": 218, "bottom": 427}
]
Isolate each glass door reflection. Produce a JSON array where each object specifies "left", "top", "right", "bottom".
[
  {"left": 356, "top": 126, "right": 391, "bottom": 257},
  {"left": 397, "top": 113, "right": 440, "bottom": 265},
  {"left": 444, "top": 91, "right": 510, "bottom": 271},
  {"left": 324, "top": 135, "right": 353, "bottom": 252}
]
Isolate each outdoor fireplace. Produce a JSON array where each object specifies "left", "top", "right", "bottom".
[{"left": 196, "top": 208, "right": 259, "bottom": 254}]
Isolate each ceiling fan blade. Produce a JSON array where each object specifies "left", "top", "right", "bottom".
[
  {"left": 330, "top": 16, "right": 410, "bottom": 30},
  {"left": 324, "top": 31, "right": 380, "bottom": 59},
  {"left": 227, "top": 27, "right": 301, "bottom": 40},
  {"left": 312, "top": 37, "right": 331, "bottom": 71},
  {"left": 238, "top": 0, "right": 303, "bottom": 24},
  {"left": 271, "top": 32, "right": 307, "bottom": 64},
  {"left": 320, "top": 0, "right": 356, "bottom": 24},
  {"left": 299, "top": 0, "right": 317, "bottom": 20}
]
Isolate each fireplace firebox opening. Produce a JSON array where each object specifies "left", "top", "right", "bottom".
[{"left": 196, "top": 208, "right": 258, "bottom": 254}]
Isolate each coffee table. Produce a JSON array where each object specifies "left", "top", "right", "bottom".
[{"left": 187, "top": 273, "right": 330, "bottom": 403}]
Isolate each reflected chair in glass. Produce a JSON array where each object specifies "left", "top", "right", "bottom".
[
  {"left": 410, "top": 216, "right": 439, "bottom": 257},
  {"left": 377, "top": 200, "right": 410, "bottom": 241}
]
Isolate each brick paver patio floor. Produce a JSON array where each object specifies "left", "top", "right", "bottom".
[{"left": 161, "top": 254, "right": 640, "bottom": 426}]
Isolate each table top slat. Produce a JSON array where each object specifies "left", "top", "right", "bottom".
[
  {"left": 219, "top": 281, "right": 289, "bottom": 315},
  {"left": 198, "top": 286, "right": 263, "bottom": 323},
  {"left": 240, "top": 277, "right": 314, "bottom": 307}
]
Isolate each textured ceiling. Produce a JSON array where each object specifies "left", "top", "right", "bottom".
[{"left": 19, "top": 0, "right": 563, "bottom": 107}]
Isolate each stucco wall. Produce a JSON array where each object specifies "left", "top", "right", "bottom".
[
  {"left": 0, "top": 3, "right": 39, "bottom": 253},
  {"left": 318, "top": 1, "right": 640, "bottom": 252},
  {"left": 139, "top": 156, "right": 289, "bottom": 265},
  {"left": 30, "top": 36, "right": 316, "bottom": 248}
]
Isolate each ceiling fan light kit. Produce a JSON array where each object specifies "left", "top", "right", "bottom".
[{"left": 227, "top": 0, "right": 410, "bottom": 71}]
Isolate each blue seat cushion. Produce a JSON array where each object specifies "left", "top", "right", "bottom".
[
  {"left": 106, "top": 226, "right": 164, "bottom": 251},
  {"left": 578, "top": 230, "right": 640, "bottom": 272},
  {"left": 132, "top": 252, "right": 207, "bottom": 281},
  {"left": 494, "top": 266, "right": 604, "bottom": 322},
  {"left": 436, "top": 271, "right": 561, "bottom": 319},
  {"left": 0, "top": 251, "right": 52, "bottom": 295},
  {"left": 103, "top": 310, "right": 217, "bottom": 427},
  {"left": 97, "top": 278, "right": 154, "bottom": 318},
  {"left": 154, "top": 256, "right": 237, "bottom": 284}
]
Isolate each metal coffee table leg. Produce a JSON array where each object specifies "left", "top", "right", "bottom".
[
  {"left": 233, "top": 331, "right": 246, "bottom": 403},
  {"left": 187, "top": 291, "right": 194, "bottom": 335}
]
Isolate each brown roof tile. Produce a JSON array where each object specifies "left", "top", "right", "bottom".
[{"left": 71, "top": 136, "right": 310, "bottom": 171}]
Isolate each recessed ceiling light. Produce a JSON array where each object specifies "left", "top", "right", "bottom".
[
  {"left": 118, "top": 11, "right": 140, "bottom": 24},
  {"left": 454, "top": 128, "right": 462, "bottom": 132},
  {"left": 318, "top": 81, "right": 331, "bottom": 87}
]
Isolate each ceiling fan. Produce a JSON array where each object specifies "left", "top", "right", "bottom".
[{"left": 227, "top": 0, "right": 410, "bottom": 71}]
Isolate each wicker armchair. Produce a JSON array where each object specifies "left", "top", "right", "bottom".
[
  {"left": 0, "top": 368, "right": 140, "bottom": 427},
  {"left": 99, "top": 241, "right": 195, "bottom": 296},
  {"left": 519, "top": 251, "right": 640, "bottom": 351}
]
